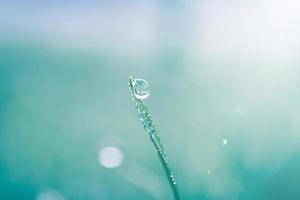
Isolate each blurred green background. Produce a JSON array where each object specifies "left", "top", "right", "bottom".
[{"left": 1, "top": 1, "right": 300, "bottom": 199}]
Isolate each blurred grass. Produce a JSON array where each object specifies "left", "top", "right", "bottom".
[{"left": 1, "top": 7, "right": 300, "bottom": 198}]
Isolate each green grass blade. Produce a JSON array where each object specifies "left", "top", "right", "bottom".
[{"left": 128, "top": 76, "right": 180, "bottom": 200}]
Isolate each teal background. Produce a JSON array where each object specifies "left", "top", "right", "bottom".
[{"left": 1, "top": 1, "right": 300, "bottom": 199}]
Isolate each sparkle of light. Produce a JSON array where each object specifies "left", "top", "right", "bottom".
[{"left": 223, "top": 138, "right": 228, "bottom": 145}]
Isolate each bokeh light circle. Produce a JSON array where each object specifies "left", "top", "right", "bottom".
[{"left": 98, "top": 146, "right": 123, "bottom": 168}]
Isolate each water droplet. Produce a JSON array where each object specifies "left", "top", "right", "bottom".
[
  {"left": 207, "top": 170, "right": 211, "bottom": 175},
  {"left": 132, "top": 79, "right": 150, "bottom": 99}
]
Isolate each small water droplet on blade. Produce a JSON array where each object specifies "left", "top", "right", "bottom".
[{"left": 132, "top": 79, "right": 150, "bottom": 99}]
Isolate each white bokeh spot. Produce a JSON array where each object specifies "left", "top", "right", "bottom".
[{"left": 98, "top": 146, "right": 123, "bottom": 168}]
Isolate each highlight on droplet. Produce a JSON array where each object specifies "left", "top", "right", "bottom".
[{"left": 98, "top": 146, "right": 123, "bottom": 168}]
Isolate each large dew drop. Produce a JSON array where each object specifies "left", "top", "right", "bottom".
[{"left": 132, "top": 79, "right": 150, "bottom": 99}]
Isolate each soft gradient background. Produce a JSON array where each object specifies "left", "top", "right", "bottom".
[{"left": 1, "top": 1, "right": 300, "bottom": 199}]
